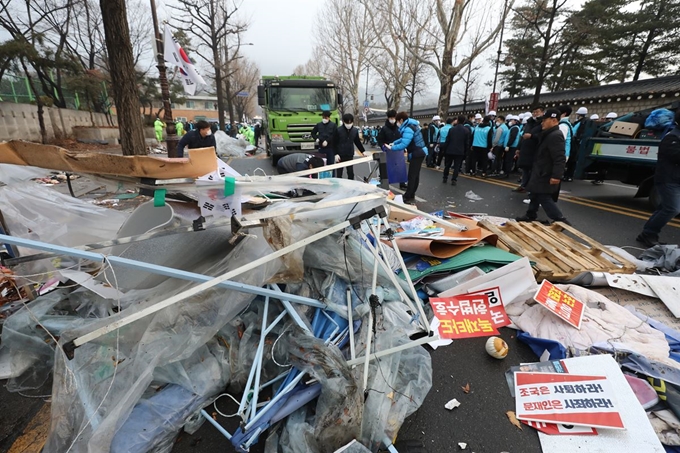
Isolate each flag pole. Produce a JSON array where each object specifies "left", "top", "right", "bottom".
[{"left": 150, "top": 0, "right": 179, "bottom": 157}]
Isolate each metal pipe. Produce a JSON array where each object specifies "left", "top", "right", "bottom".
[
  {"left": 200, "top": 409, "right": 233, "bottom": 440},
  {"left": 347, "top": 288, "right": 356, "bottom": 362},
  {"left": 0, "top": 234, "right": 326, "bottom": 310}
]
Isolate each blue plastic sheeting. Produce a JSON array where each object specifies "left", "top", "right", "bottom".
[
  {"left": 517, "top": 331, "right": 567, "bottom": 360},
  {"left": 517, "top": 330, "right": 567, "bottom": 360},
  {"left": 627, "top": 307, "right": 680, "bottom": 364},
  {"left": 110, "top": 385, "right": 203, "bottom": 453}
]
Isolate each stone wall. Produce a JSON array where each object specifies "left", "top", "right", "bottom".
[{"left": 0, "top": 102, "right": 117, "bottom": 142}]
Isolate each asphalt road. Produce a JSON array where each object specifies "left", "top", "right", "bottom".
[{"left": 2, "top": 151, "right": 678, "bottom": 453}]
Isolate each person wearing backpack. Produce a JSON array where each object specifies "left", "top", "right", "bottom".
[{"left": 385, "top": 112, "right": 428, "bottom": 204}]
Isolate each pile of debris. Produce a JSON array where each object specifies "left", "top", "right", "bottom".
[{"left": 0, "top": 146, "right": 679, "bottom": 453}]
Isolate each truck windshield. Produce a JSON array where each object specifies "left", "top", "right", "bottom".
[{"left": 268, "top": 87, "right": 337, "bottom": 112}]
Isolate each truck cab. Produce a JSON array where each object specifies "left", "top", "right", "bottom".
[{"left": 258, "top": 76, "right": 342, "bottom": 164}]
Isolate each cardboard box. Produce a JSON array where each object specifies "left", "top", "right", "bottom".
[{"left": 609, "top": 121, "right": 641, "bottom": 137}]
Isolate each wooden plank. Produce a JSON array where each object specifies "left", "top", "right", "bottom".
[
  {"left": 527, "top": 223, "right": 608, "bottom": 270},
  {"left": 551, "top": 222, "right": 636, "bottom": 272},
  {"left": 480, "top": 220, "right": 635, "bottom": 281},
  {"left": 8, "top": 403, "right": 50, "bottom": 453},
  {"left": 520, "top": 223, "right": 584, "bottom": 272}
]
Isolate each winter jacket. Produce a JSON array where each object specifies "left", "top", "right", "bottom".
[
  {"left": 517, "top": 119, "right": 542, "bottom": 167},
  {"left": 438, "top": 124, "right": 452, "bottom": 144},
  {"left": 154, "top": 119, "right": 164, "bottom": 131},
  {"left": 311, "top": 120, "right": 336, "bottom": 148},
  {"left": 334, "top": 125, "right": 365, "bottom": 157},
  {"left": 527, "top": 125, "right": 566, "bottom": 194},
  {"left": 472, "top": 124, "right": 493, "bottom": 148},
  {"left": 506, "top": 124, "right": 521, "bottom": 148},
  {"left": 176, "top": 130, "right": 217, "bottom": 158},
  {"left": 558, "top": 118, "right": 574, "bottom": 158},
  {"left": 378, "top": 120, "right": 401, "bottom": 147},
  {"left": 655, "top": 127, "right": 680, "bottom": 184},
  {"left": 428, "top": 123, "right": 439, "bottom": 145},
  {"left": 392, "top": 118, "right": 428, "bottom": 159},
  {"left": 443, "top": 124, "right": 471, "bottom": 156},
  {"left": 493, "top": 123, "right": 509, "bottom": 147}
]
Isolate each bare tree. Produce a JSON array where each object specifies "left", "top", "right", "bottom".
[
  {"left": 176, "top": 0, "right": 246, "bottom": 130},
  {"left": 314, "top": 0, "right": 376, "bottom": 116},
  {"left": 100, "top": 0, "right": 146, "bottom": 155},
  {"left": 229, "top": 56, "right": 260, "bottom": 121},
  {"left": 453, "top": 60, "right": 482, "bottom": 111},
  {"left": 360, "top": 0, "right": 432, "bottom": 113},
  {"left": 385, "top": 0, "right": 514, "bottom": 115}
]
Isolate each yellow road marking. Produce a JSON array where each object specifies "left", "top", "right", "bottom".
[
  {"left": 9, "top": 403, "right": 50, "bottom": 453},
  {"left": 425, "top": 167, "right": 680, "bottom": 229}
]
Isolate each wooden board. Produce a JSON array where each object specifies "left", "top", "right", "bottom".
[{"left": 478, "top": 220, "right": 636, "bottom": 281}]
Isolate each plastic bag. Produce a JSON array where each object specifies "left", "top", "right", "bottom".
[
  {"left": 214, "top": 130, "right": 248, "bottom": 157},
  {"left": 280, "top": 328, "right": 363, "bottom": 453},
  {"left": 644, "top": 108, "right": 675, "bottom": 130}
]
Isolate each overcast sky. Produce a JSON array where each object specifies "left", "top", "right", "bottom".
[{"left": 239, "top": 0, "right": 319, "bottom": 76}]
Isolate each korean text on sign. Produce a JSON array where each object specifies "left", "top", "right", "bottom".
[
  {"left": 533, "top": 280, "right": 585, "bottom": 329},
  {"left": 514, "top": 372, "right": 624, "bottom": 430},
  {"left": 430, "top": 292, "right": 510, "bottom": 339}
]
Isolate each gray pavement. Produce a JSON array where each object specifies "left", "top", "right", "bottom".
[{"left": 2, "top": 152, "right": 678, "bottom": 453}]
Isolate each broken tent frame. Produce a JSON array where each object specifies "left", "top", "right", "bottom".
[{"left": 0, "top": 157, "right": 439, "bottom": 452}]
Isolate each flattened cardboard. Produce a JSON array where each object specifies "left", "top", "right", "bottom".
[{"left": 0, "top": 140, "right": 217, "bottom": 179}]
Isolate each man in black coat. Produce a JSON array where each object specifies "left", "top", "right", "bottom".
[
  {"left": 442, "top": 115, "right": 471, "bottom": 186},
  {"left": 516, "top": 108, "right": 569, "bottom": 224},
  {"left": 637, "top": 110, "right": 680, "bottom": 246},
  {"left": 377, "top": 109, "right": 401, "bottom": 146},
  {"left": 176, "top": 120, "right": 217, "bottom": 157},
  {"left": 333, "top": 113, "right": 366, "bottom": 180},
  {"left": 513, "top": 106, "right": 544, "bottom": 192},
  {"left": 311, "top": 110, "right": 336, "bottom": 167}
]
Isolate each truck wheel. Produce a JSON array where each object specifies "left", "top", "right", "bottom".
[{"left": 649, "top": 186, "right": 660, "bottom": 210}]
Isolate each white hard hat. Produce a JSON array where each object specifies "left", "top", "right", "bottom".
[
  {"left": 524, "top": 111, "right": 532, "bottom": 117},
  {"left": 474, "top": 113, "right": 482, "bottom": 119},
  {"left": 590, "top": 114, "right": 600, "bottom": 120},
  {"left": 506, "top": 114, "right": 514, "bottom": 121},
  {"left": 605, "top": 112, "right": 618, "bottom": 119},
  {"left": 488, "top": 110, "right": 497, "bottom": 116},
  {"left": 576, "top": 107, "right": 588, "bottom": 115},
  {"left": 432, "top": 115, "right": 441, "bottom": 121}
]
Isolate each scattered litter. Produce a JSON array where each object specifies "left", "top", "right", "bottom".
[
  {"left": 486, "top": 337, "right": 509, "bottom": 359},
  {"left": 461, "top": 383, "right": 470, "bottom": 394},
  {"left": 214, "top": 130, "right": 249, "bottom": 157},
  {"left": 465, "top": 191, "right": 483, "bottom": 201},
  {"left": 445, "top": 398, "right": 461, "bottom": 410},
  {"left": 506, "top": 411, "right": 523, "bottom": 430},
  {"left": 458, "top": 442, "right": 467, "bottom": 449}
]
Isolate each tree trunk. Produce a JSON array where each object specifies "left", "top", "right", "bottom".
[
  {"left": 215, "top": 47, "right": 227, "bottom": 130},
  {"left": 225, "top": 69, "right": 235, "bottom": 127},
  {"left": 532, "top": 0, "right": 559, "bottom": 107},
  {"left": 633, "top": 3, "right": 665, "bottom": 81},
  {"left": 20, "top": 60, "right": 47, "bottom": 144},
  {"left": 100, "top": 0, "right": 147, "bottom": 155},
  {"left": 437, "top": 72, "right": 453, "bottom": 117}
]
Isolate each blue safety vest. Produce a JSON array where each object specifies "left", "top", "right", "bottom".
[
  {"left": 506, "top": 125, "right": 521, "bottom": 148},
  {"left": 559, "top": 118, "right": 574, "bottom": 158},
  {"left": 472, "top": 125, "right": 492, "bottom": 148}
]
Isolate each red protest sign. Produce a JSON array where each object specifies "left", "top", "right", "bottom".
[
  {"left": 468, "top": 286, "right": 511, "bottom": 328},
  {"left": 522, "top": 420, "right": 598, "bottom": 435},
  {"left": 533, "top": 280, "right": 585, "bottom": 329},
  {"left": 515, "top": 372, "right": 624, "bottom": 430},
  {"left": 430, "top": 292, "right": 510, "bottom": 339}
]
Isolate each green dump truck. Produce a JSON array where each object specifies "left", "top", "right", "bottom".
[{"left": 257, "top": 76, "right": 342, "bottom": 164}]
